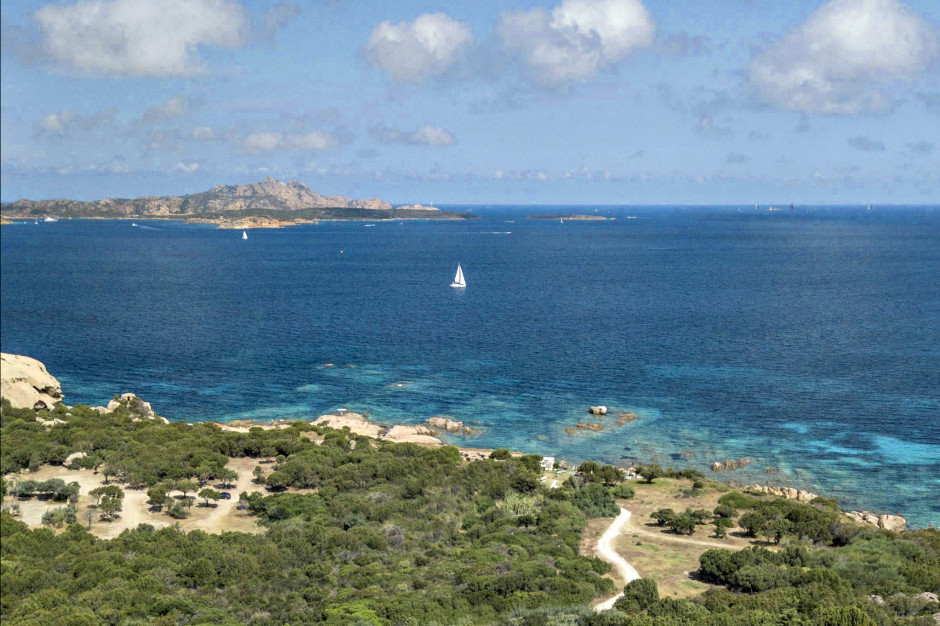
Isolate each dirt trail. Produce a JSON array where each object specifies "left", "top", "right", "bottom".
[{"left": 594, "top": 507, "right": 641, "bottom": 611}]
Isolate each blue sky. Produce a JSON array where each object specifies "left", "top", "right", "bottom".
[{"left": 1, "top": 0, "right": 938, "bottom": 204}]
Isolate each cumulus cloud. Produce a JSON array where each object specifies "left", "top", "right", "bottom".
[
  {"left": 39, "top": 109, "right": 115, "bottom": 135},
  {"left": 749, "top": 0, "right": 940, "bottom": 114},
  {"left": 174, "top": 162, "right": 200, "bottom": 174},
  {"left": 365, "top": 13, "right": 473, "bottom": 82},
  {"left": 242, "top": 131, "right": 283, "bottom": 153},
  {"left": 497, "top": 0, "right": 655, "bottom": 84},
  {"left": 370, "top": 124, "right": 455, "bottom": 145},
  {"left": 32, "top": 0, "right": 251, "bottom": 77},
  {"left": 847, "top": 136, "right": 886, "bottom": 152}
]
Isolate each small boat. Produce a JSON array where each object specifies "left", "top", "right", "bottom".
[
  {"left": 242, "top": 230, "right": 248, "bottom": 240},
  {"left": 450, "top": 263, "right": 467, "bottom": 288},
  {"left": 560, "top": 218, "right": 564, "bottom": 224},
  {"left": 364, "top": 223, "right": 375, "bottom": 227},
  {"left": 867, "top": 203, "right": 872, "bottom": 211},
  {"left": 131, "top": 222, "right": 137, "bottom": 227},
  {"left": 43, "top": 217, "right": 58, "bottom": 222}
]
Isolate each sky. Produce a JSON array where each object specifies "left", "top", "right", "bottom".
[{"left": 1, "top": 0, "right": 939, "bottom": 205}]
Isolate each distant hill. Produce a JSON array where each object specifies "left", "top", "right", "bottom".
[{"left": 0, "top": 178, "right": 471, "bottom": 224}]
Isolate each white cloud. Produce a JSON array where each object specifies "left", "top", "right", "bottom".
[
  {"left": 365, "top": 13, "right": 473, "bottom": 82},
  {"left": 242, "top": 131, "right": 282, "bottom": 153},
  {"left": 40, "top": 111, "right": 75, "bottom": 135},
  {"left": 749, "top": 0, "right": 940, "bottom": 114},
  {"left": 191, "top": 126, "right": 216, "bottom": 141},
  {"left": 370, "top": 124, "right": 455, "bottom": 146},
  {"left": 498, "top": 0, "right": 655, "bottom": 84},
  {"left": 239, "top": 130, "right": 336, "bottom": 153},
  {"left": 286, "top": 131, "right": 336, "bottom": 150},
  {"left": 39, "top": 109, "right": 115, "bottom": 135},
  {"left": 174, "top": 162, "right": 200, "bottom": 174},
  {"left": 33, "top": 0, "right": 250, "bottom": 77}
]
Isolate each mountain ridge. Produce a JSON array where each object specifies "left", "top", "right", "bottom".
[{"left": 0, "top": 177, "right": 452, "bottom": 220}]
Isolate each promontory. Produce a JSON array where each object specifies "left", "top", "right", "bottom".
[{"left": 0, "top": 177, "right": 474, "bottom": 228}]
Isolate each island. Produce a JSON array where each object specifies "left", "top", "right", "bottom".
[
  {"left": 0, "top": 177, "right": 476, "bottom": 228},
  {"left": 527, "top": 214, "right": 612, "bottom": 220}
]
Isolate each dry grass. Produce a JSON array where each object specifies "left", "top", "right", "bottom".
[{"left": 583, "top": 478, "right": 762, "bottom": 599}]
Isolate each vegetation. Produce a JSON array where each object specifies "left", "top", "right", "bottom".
[{"left": 2, "top": 398, "right": 938, "bottom": 625}]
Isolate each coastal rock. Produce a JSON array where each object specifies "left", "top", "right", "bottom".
[
  {"left": 712, "top": 462, "right": 724, "bottom": 472},
  {"left": 427, "top": 416, "right": 465, "bottom": 432},
  {"left": 313, "top": 412, "right": 384, "bottom": 438},
  {"left": 382, "top": 425, "right": 442, "bottom": 446},
  {"left": 565, "top": 422, "right": 605, "bottom": 435},
  {"left": 878, "top": 514, "right": 906, "bottom": 532},
  {"left": 101, "top": 393, "right": 168, "bottom": 423},
  {"left": 0, "top": 353, "right": 64, "bottom": 410},
  {"left": 588, "top": 405, "right": 608, "bottom": 415},
  {"left": 616, "top": 412, "right": 638, "bottom": 425},
  {"left": 749, "top": 484, "right": 820, "bottom": 503}
]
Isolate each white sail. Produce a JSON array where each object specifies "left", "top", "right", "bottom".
[
  {"left": 450, "top": 263, "right": 466, "bottom": 287},
  {"left": 242, "top": 230, "right": 248, "bottom": 239}
]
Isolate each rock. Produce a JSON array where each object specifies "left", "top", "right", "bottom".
[
  {"left": 878, "top": 514, "right": 907, "bottom": 531},
  {"left": 382, "top": 425, "right": 442, "bottom": 446},
  {"left": 313, "top": 412, "right": 384, "bottom": 438},
  {"left": 427, "top": 416, "right": 465, "bottom": 432},
  {"left": 588, "top": 405, "right": 608, "bottom": 415},
  {"left": 915, "top": 592, "right": 939, "bottom": 604},
  {"left": 712, "top": 462, "right": 724, "bottom": 472},
  {"left": 0, "top": 353, "right": 64, "bottom": 410},
  {"left": 578, "top": 422, "right": 604, "bottom": 431},
  {"left": 867, "top": 595, "right": 885, "bottom": 606},
  {"left": 617, "top": 412, "right": 638, "bottom": 425},
  {"left": 932, "top": 612, "right": 940, "bottom": 625},
  {"left": 64, "top": 451, "right": 87, "bottom": 467},
  {"left": 36, "top": 417, "right": 67, "bottom": 427}
]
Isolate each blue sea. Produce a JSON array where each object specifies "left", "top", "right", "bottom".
[{"left": 2, "top": 206, "right": 938, "bottom": 526}]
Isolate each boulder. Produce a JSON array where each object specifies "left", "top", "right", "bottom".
[
  {"left": 878, "top": 514, "right": 906, "bottom": 531},
  {"left": 867, "top": 595, "right": 885, "bottom": 606},
  {"left": 313, "top": 412, "right": 384, "bottom": 438},
  {"left": 0, "top": 353, "right": 64, "bottom": 410},
  {"left": 588, "top": 405, "right": 608, "bottom": 415},
  {"left": 916, "top": 592, "right": 939, "bottom": 604},
  {"left": 64, "top": 451, "right": 87, "bottom": 467},
  {"left": 382, "top": 425, "right": 442, "bottom": 446},
  {"left": 427, "top": 416, "right": 465, "bottom": 432},
  {"left": 711, "top": 462, "right": 724, "bottom": 472}
]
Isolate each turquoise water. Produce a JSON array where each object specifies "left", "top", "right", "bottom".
[{"left": 1, "top": 206, "right": 938, "bottom": 526}]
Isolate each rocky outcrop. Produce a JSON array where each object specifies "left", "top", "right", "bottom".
[
  {"left": 382, "top": 425, "right": 442, "bottom": 446},
  {"left": 426, "top": 416, "right": 472, "bottom": 433},
  {"left": 844, "top": 510, "right": 906, "bottom": 531},
  {"left": 64, "top": 451, "right": 87, "bottom": 467},
  {"left": 565, "top": 422, "right": 605, "bottom": 434},
  {"left": 711, "top": 458, "right": 753, "bottom": 472},
  {"left": 0, "top": 353, "right": 64, "bottom": 410},
  {"left": 748, "top": 484, "right": 819, "bottom": 503},
  {"left": 588, "top": 405, "right": 608, "bottom": 415},
  {"left": 312, "top": 412, "right": 384, "bottom": 438},
  {"left": 94, "top": 393, "right": 169, "bottom": 424}
]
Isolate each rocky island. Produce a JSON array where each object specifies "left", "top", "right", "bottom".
[
  {"left": 0, "top": 177, "right": 475, "bottom": 228},
  {"left": 528, "top": 214, "right": 612, "bottom": 220}
]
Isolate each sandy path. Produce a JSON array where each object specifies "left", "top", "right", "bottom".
[{"left": 594, "top": 507, "right": 641, "bottom": 611}]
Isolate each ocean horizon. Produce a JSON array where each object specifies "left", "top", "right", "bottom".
[{"left": 2, "top": 204, "right": 938, "bottom": 526}]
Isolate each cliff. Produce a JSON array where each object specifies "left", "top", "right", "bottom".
[{"left": 0, "top": 353, "right": 64, "bottom": 410}]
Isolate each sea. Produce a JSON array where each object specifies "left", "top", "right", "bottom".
[{"left": 2, "top": 206, "right": 938, "bottom": 527}]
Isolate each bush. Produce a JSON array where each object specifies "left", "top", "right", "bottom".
[
  {"left": 490, "top": 449, "right": 512, "bottom": 460},
  {"left": 41, "top": 506, "right": 76, "bottom": 528},
  {"left": 609, "top": 483, "right": 634, "bottom": 499},
  {"left": 613, "top": 578, "right": 659, "bottom": 612}
]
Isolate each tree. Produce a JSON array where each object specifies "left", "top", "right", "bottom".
[
  {"left": 489, "top": 449, "right": 512, "bottom": 460},
  {"left": 99, "top": 490, "right": 124, "bottom": 521},
  {"left": 198, "top": 488, "right": 222, "bottom": 507},
  {"left": 252, "top": 465, "right": 266, "bottom": 484},
  {"left": 739, "top": 511, "right": 768, "bottom": 539},
  {"left": 667, "top": 513, "right": 696, "bottom": 535},
  {"left": 176, "top": 480, "right": 197, "bottom": 497},
  {"left": 220, "top": 469, "right": 239, "bottom": 488},
  {"left": 638, "top": 463, "right": 663, "bottom": 484},
  {"left": 83, "top": 507, "right": 95, "bottom": 529},
  {"left": 651, "top": 508, "right": 676, "bottom": 526},
  {"left": 714, "top": 516, "right": 733, "bottom": 538},
  {"left": 147, "top": 484, "right": 168, "bottom": 509}
]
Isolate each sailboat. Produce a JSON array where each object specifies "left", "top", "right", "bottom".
[
  {"left": 242, "top": 230, "right": 248, "bottom": 240},
  {"left": 867, "top": 203, "right": 872, "bottom": 211},
  {"left": 450, "top": 263, "right": 466, "bottom": 288}
]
